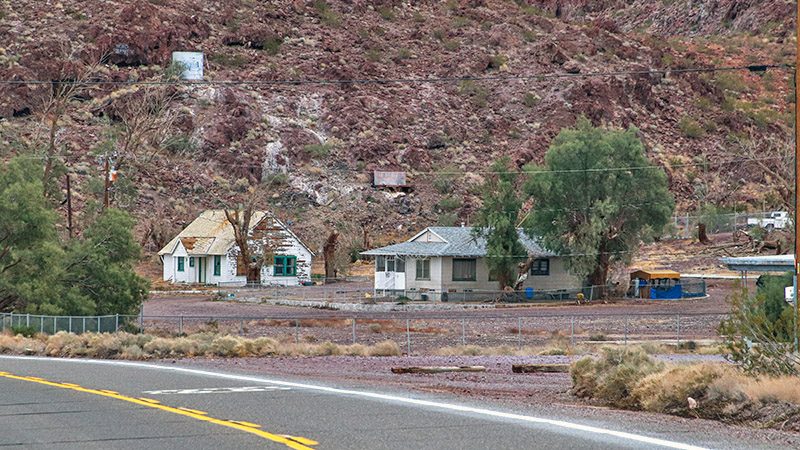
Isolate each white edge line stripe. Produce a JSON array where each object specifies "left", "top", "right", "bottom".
[{"left": 0, "top": 356, "right": 708, "bottom": 450}]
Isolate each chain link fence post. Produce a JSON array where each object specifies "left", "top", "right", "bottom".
[
  {"left": 351, "top": 318, "right": 356, "bottom": 344},
  {"left": 295, "top": 319, "right": 299, "bottom": 343},
  {"left": 624, "top": 315, "right": 628, "bottom": 346},
  {"left": 676, "top": 314, "right": 681, "bottom": 347},
  {"left": 115, "top": 314, "right": 119, "bottom": 333},
  {"left": 570, "top": 316, "right": 575, "bottom": 346},
  {"left": 406, "top": 319, "right": 411, "bottom": 355},
  {"left": 461, "top": 318, "right": 466, "bottom": 346},
  {"left": 517, "top": 317, "right": 522, "bottom": 349},
  {"left": 179, "top": 315, "right": 183, "bottom": 335}
]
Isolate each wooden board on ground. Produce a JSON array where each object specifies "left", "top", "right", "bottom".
[
  {"left": 512, "top": 364, "right": 569, "bottom": 373},
  {"left": 391, "top": 366, "right": 486, "bottom": 374}
]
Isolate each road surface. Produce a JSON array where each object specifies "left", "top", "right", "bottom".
[{"left": 0, "top": 356, "right": 785, "bottom": 449}]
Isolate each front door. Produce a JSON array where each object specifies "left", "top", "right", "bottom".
[{"left": 197, "top": 258, "right": 206, "bottom": 284}]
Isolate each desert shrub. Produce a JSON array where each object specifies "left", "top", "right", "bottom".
[
  {"left": 487, "top": 54, "right": 507, "bottom": 70},
  {"left": 211, "top": 335, "right": 245, "bottom": 357},
  {"left": 720, "top": 287, "right": 799, "bottom": 376},
  {"left": 368, "top": 340, "right": 401, "bottom": 356},
  {"left": 163, "top": 134, "right": 197, "bottom": 155},
  {"left": 633, "top": 364, "right": 722, "bottom": 414},
  {"left": 209, "top": 53, "right": 247, "bottom": 68},
  {"left": 436, "top": 213, "right": 458, "bottom": 226},
  {"left": 523, "top": 92, "right": 540, "bottom": 107},
  {"left": 377, "top": 6, "right": 395, "bottom": 21},
  {"left": 260, "top": 36, "right": 283, "bottom": 55},
  {"left": 587, "top": 333, "right": 609, "bottom": 342},
  {"left": 313, "top": 0, "right": 341, "bottom": 26},
  {"left": 304, "top": 143, "right": 333, "bottom": 159},
  {"left": 436, "top": 197, "right": 462, "bottom": 212},
  {"left": 10, "top": 325, "right": 37, "bottom": 338},
  {"left": 368, "top": 323, "right": 382, "bottom": 334},
  {"left": 433, "top": 166, "right": 461, "bottom": 194},
  {"left": 678, "top": 116, "right": 705, "bottom": 138},
  {"left": 458, "top": 80, "right": 489, "bottom": 107},
  {"left": 571, "top": 347, "right": 664, "bottom": 408}
]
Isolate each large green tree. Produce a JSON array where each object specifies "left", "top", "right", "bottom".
[
  {"left": 0, "top": 157, "right": 148, "bottom": 315},
  {"left": 524, "top": 118, "right": 674, "bottom": 292},
  {"left": 0, "top": 158, "right": 66, "bottom": 312},
  {"left": 473, "top": 156, "right": 527, "bottom": 290}
]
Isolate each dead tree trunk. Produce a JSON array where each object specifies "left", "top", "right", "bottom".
[
  {"left": 323, "top": 231, "right": 339, "bottom": 281},
  {"left": 698, "top": 223, "right": 712, "bottom": 244}
]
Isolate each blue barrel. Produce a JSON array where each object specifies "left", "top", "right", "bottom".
[{"left": 525, "top": 287, "right": 534, "bottom": 299}]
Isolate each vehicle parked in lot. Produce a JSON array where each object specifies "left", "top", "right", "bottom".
[{"left": 747, "top": 211, "right": 792, "bottom": 230}]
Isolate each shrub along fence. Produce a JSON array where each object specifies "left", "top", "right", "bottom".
[{"left": 1, "top": 311, "right": 725, "bottom": 355}]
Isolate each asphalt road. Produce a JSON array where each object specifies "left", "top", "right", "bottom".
[{"left": 0, "top": 356, "right": 784, "bottom": 450}]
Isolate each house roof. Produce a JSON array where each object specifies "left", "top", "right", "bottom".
[
  {"left": 720, "top": 254, "right": 795, "bottom": 273},
  {"left": 630, "top": 269, "right": 681, "bottom": 280},
  {"left": 361, "top": 227, "right": 554, "bottom": 258},
  {"left": 158, "top": 210, "right": 314, "bottom": 256}
]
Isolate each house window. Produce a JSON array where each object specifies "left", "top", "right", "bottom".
[
  {"left": 416, "top": 259, "right": 430, "bottom": 280},
  {"left": 452, "top": 258, "right": 476, "bottom": 281},
  {"left": 213, "top": 255, "right": 221, "bottom": 276},
  {"left": 530, "top": 258, "right": 550, "bottom": 276},
  {"left": 274, "top": 255, "right": 297, "bottom": 277},
  {"left": 189, "top": 257, "right": 195, "bottom": 268},
  {"left": 177, "top": 257, "right": 185, "bottom": 272},
  {"left": 376, "top": 256, "right": 404, "bottom": 272}
]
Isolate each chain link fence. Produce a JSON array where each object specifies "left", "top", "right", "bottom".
[
  {"left": 2, "top": 311, "right": 725, "bottom": 354},
  {"left": 667, "top": 211, "right": 787, "bottom": 239}
]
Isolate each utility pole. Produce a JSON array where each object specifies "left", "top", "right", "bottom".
[
  {"left": 794, "top": 0, "right": 799, "bottom": 354},
  {"left": 103, "top": 155, "right": 110, "bottom": 209},
  {"left": 65, "top": 173, "right": 73, "bottom": 239}
]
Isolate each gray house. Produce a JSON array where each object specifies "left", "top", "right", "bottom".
[{"left": 361, "top": 227, "right": 582, "bottom": 301}]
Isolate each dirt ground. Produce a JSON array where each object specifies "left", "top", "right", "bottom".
[
  {"left": 141, "top": 279, "right": 743, "bottom": 353},
  {"left": 179, "top": 354, "right": 800, "bottom": 448}
]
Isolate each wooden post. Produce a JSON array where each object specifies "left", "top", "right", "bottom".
[
  {"left": 103, "top": 156, "right": 110, "bottom": 209},
  {"left": 65, "top": 174, "right": 73, "bottom": 238}
]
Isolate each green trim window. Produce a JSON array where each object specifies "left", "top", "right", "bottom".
[
  {"left": 189, "top": 257, "right": 195, "bottom": 268},
  {"left": 274, "top": 255, "right": 297, "bottom": 277},
  {"left": 177, "top": 257, "right": 185, "bottom": 272},
  {"left": 530, "top": 258, "right": 550, "bottom": 276},
  {"left": 452, "top": 258, "right": 476, "bottom": 281},
  {"left": 213, "top": 255, "right": 221, "bottom": 276},
  {"left": 415, "top": 259, "right": 430, "bottom": 280}
]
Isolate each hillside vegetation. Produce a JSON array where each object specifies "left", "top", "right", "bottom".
[{"left": 0, "top": 0, "right": 794, "bottom": 264}]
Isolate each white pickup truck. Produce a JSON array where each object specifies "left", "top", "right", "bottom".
[{"left": 747, "top": 211, "right": 792, "bottom": 230}]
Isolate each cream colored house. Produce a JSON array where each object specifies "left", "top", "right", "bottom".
[
  {"left": 361, "top": 227, "right": 582, "bottom": 301},
  {"left": 158, "top": 210, "right": 314, "bottom": 287}
]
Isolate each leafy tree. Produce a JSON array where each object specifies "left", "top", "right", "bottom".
[
  {"left": 473, "top": 157, "right": 526, "bottom": 289},
  {"left": 0, "top": 157, "right": 148, "bottom": 315},
  {"left": 0, "top": 158, "right": 64, "bottom": 312},
  {"left": 720, "top": 285, "right": 799, "bottom": 376},
  {"left": 63, "top": 209, "right": 149, "bottom": 315},
  {"left": 524, "top": 118, "right": 674, "bottom": 292}
]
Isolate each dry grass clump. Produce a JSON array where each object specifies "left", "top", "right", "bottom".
[
  {"left": 0, "top": 331, "right": 401, "bottom": 359},
  {"left": 633, "top": 364, "right": 721, "bottom": 414},
  {"left": 571, "top": 346, "right": 664, "bottom": 408},
  {"left": 433, "top": 343, "right": 572, "bottom": 357},
  {"left": 571, "top": 347, "right": 800, "bottom": 430}
]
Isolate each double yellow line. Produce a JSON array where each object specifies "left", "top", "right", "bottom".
[{"left": 0, "top": 371, "right": 318, "bottom": 450}]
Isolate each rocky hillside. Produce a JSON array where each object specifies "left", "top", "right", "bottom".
[{"left": 0, "top": 0, "right": 794, "bottom": 264}]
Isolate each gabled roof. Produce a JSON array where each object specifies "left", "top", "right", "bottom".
[
  {"left": 361, "top": 226, "right": 554, "bottom": 258},
  {"left": 158, "top": 210, "right": 314, "bottom": 256}
]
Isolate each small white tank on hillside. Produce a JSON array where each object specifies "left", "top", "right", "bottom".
[{"left": 172, "top": 51, "right": 204, "bottom": 80}]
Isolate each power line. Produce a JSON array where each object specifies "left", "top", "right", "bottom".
[{"left": 0, "top": 64, "right": 790, "bottom": 86}]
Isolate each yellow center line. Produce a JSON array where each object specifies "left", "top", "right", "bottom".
[{"left": 0, "top": 372, "right": 318, "bottom": 450}]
